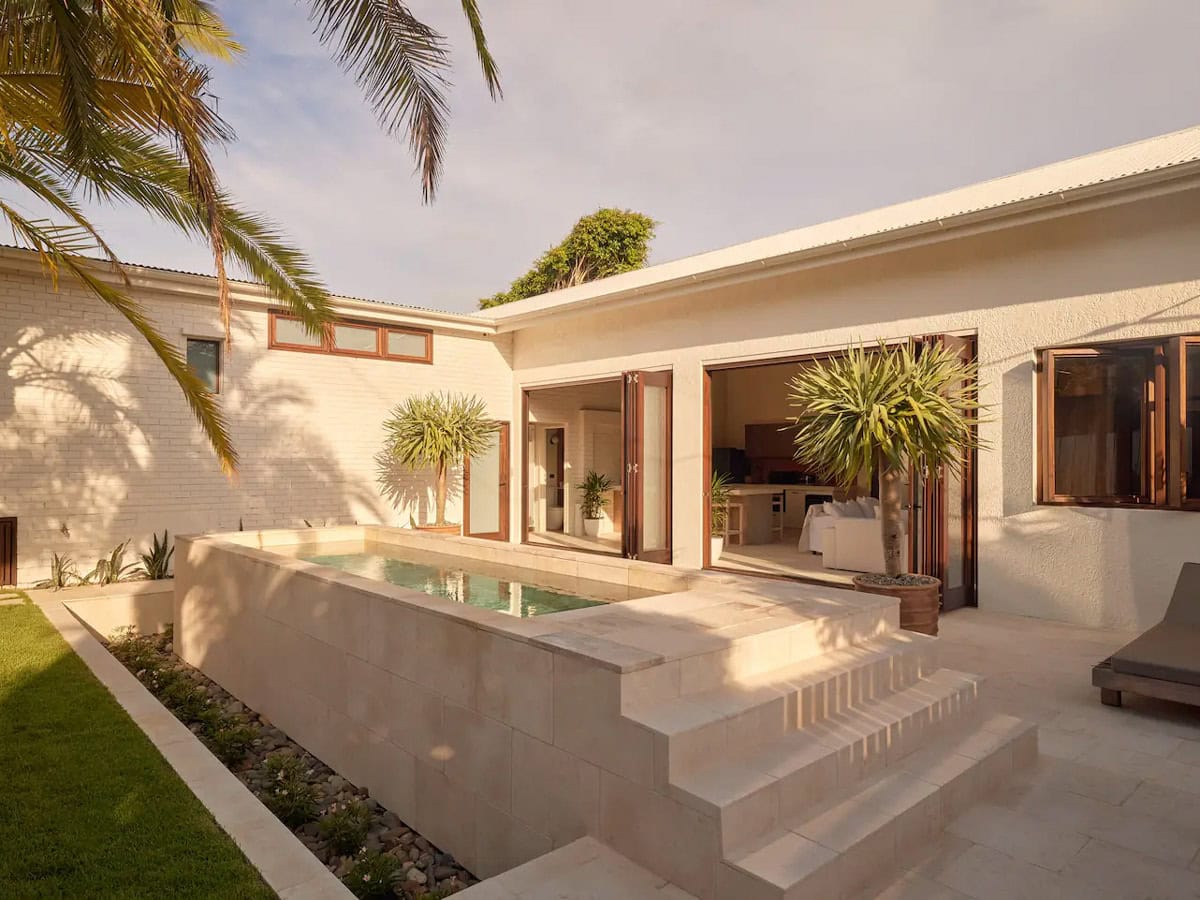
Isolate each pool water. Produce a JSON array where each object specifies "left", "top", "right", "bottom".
[{"left": 302, "top": 552, "right": 608, "bottom": 617}]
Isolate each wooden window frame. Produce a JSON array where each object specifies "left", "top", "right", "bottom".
[
  {"left": 1171, "top": 336, "right": 1200, "bottom": 510},
  {"left": 268, "top": 309, "right": 433, "bottom": 364},
  {"left": 185, "top": 337, "right": 222, "bottom": 394},
  {"left": 1036, "top": 336, "right": 1200, "bottom": 510}
]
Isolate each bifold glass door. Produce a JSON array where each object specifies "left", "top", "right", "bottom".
[
  {"left": 910, "top": 335, "right": 977, "bottom": 609},
  {"left": 622, "top": 371, "right": 672, "bottom": 563},
  {"left": 465, "top": 422, "right": 509, "bottom": 541}
]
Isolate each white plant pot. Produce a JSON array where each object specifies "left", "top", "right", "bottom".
[
  {"left": 583, "top": 518, "right": 601, "bottom": 538},
  {"left": 711, "top": 535, "right": 725, "bottom": 562}
]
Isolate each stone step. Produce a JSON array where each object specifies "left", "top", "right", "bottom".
[
  {"left": 669, "top": 669, "right": 982, "bottom": 854},
  {"left": 718, "top": 713, "right": 1038, "bottom": 900},
  {"left": 454, "top": 836, "right": 699, "bottom": 899},
  {"left": 628, "top": 632, "right": 939, "bottom": 785},
  {"left": 610, "top": 590, "right": 902, "bottom": 711}
]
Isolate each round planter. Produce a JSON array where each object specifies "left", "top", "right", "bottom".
[
  {"left": 582, "top": 518, "right": 601, "bottom": 538},
  {"left": 852, "top": 574, "right": 942, "bottom": 636},
  {"left": 415, "top": 523, "right": 461, "bottom": 535},
  {"left": 711, "top": 535, "right": 725, "bottom": 563}
]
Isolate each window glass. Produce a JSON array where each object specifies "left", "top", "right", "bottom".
[
  {"left": 1052, "top": 352, "right": 1149, "bottom": 499},
  {"left": 274, "top": 316, "right": 322, "bottom": 347},
  {"left": 1187, "top": 345, "right": 1200, "bottom": 500},
  {"left": 186, "top": 339, "right": 220, "bottom": 393},
  {"left": 387, "top": 330, "right": 427, "bottom": 359},
  {"left": 332, "top": 323, "right": 378, "bottom": 353}
]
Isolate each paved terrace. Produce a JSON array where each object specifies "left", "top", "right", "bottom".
[{"left": 463, "top": 607, "right": 1200, "bottom": 899}]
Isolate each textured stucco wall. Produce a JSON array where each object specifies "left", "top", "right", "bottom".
[
  {"left": 0, "top": 272, "right": 513, "bottom": 585},
  {"left": 508, "top": 189, "right": 1200, "bottom": 630}
]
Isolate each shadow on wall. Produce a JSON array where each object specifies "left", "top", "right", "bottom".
[
  {"left": 0, "top": 312, "right": 390, "bottom": 583},
  {"left": 374, "top": 451, "right": 457, "bottom": 528}
]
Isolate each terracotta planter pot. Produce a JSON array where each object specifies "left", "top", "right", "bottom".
[
  {"left": 852, "top": 574, "right": 942, "bottom": 636},
  {"left": 415, "top": 523, "right": 461, "bottom": 535}
]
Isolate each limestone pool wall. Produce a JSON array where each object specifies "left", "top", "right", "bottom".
[{"left": 173, "top": 525, "right": 702, "bottom": 878}]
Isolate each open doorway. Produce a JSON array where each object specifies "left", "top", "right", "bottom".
[
  {"left": 524, "top": 380, "right": 624, "bottom": 556},
  {"left": 704, "top": 337, "right": 976, "bottom": 607}
]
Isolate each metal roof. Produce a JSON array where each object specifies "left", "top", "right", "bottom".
[{"left": 480, "top": 124, "right": 1200, "bottom": 327}]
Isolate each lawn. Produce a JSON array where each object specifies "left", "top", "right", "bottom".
[{"left": 0, "top": 598, "right": 275, "bottom": 899}]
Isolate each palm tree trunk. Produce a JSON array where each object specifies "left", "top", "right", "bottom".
[
  {"left": 435, "top": 461, "right": 448, "bottom": 525},
  {"left": 879, "top": 462, "right": 905, "bottom": 577}
]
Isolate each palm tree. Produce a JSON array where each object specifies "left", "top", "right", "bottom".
[
  {"left": 786, "top": 341, "right": 983, "bottom": 578},
  {"left": 0, "top": 1, "right": 501, "bottom": 474},
  {"left": 379, "top": 391, "right": 495, "bottom": 527}
]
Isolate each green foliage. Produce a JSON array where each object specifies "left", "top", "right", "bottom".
[
  {"left": 786, "top": 342, "right": 984, "bottom": 486},
  {"left": 342, "top": 850, "right": 402, "bottom": 899},
  {"left": 108, "top": 627, "right": 164, "bottom": 674},
  {"left": 81, "top": 540, "right": 145, "bottom": 586},
  {"left": 578, "top": 470, "right": 616, "bottom": 520},
  {"left": 205, "top": 721, "right": 257, "bottom": 766},
  {"left": 379, "top": 392, "right": 495, "bottom": 525},
  {"left": 160, "top": 677, "right": 213, "bottom": 722},
  {"left": 709, "top": 472, "right": 733, "bottom": 533},
  {"left": 381, "top": 392, "right": 495, "bottom": 472},
  {"left": 140, "top": 530, "right": 175, "bottom": 580},
  {"left": 35, "top": 552, "right": 79, "bottom": 590},
  {"left": 263, "top": 753, "right": 319, "bottom": 827},
  {"left": 480, "top": 208, "right": 657, "bottom": 308},
  {"left": 319, "top": 800, "right": 371, "bottom": 856},
  {"left": 787, "top": 341, "right": 984, "bottom": 576}
]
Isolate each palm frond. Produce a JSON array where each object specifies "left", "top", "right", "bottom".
[
  {"left": 305, "top": 0, "right": 501, "bottom": 201},
  {"left": 0, "top": 203, "right": 237, "bottom": 474},
  {"left": 458, "top": 0, "right": 501, "bottom": 99},
  {"left": 306, "top": 0, "right": 450, "bottom": 202},
  {"left": 18, "top": 125, "right": 332, "bottom": 335}
]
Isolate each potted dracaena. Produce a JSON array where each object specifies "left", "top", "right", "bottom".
[
  {"left": 578, "top": 470, "right": 615, "bottom": 537},
  {"left": 380, "top": 392, "right": 495, "bottom": 534},
  {"left": 786, "top": 341, "right": 984, "bottom": 635},
  {"left": 709, "top": 471, "right": 733, "bottom": 562}
]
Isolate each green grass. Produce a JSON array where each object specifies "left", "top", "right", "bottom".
[{"left": 0, "top": 598, "right": 275, "bottom": 899}]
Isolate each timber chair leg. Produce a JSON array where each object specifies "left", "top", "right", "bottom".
[{"left": 1100, "top": 688, "right": 1123, "bottom": 707}]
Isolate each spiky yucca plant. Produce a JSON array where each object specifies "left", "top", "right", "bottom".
[
  {"left": 787, "top": 342, "right": 984, "bottom": 578},
  {"left": 380, "top": 392, "right": 495, "bottom": 526}
]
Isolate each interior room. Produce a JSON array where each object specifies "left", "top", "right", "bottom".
[
  {"left": 709, "top": 359, "right": 891, "bottom": 586},
  {"left": 525, "top": 380, "right": 624, "bottom": 556}
]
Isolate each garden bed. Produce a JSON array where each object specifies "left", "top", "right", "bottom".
[{"left": 108, "top": 628, "right": 477, "bottom": 899}]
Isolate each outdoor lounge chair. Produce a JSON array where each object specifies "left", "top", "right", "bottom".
[{"left": 1093, "top": 563, "right": 1200, "bottom": 708}]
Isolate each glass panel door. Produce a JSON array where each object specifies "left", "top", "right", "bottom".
[
  {"left": 465, "top": 422, "right": 509, "bottom": 541},
  {"left": 622, "top": 370, "right": 672, "bottom": 563},
  {"left": 913, "top": 335, "right": 977, "bottom": 610}
]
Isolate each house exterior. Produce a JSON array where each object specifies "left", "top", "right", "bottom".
[{"left": 6, "top": 125, "right": 1200, "bottom": 631}]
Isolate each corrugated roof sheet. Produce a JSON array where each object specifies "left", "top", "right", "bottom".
[{"left": 482, "top": 124, "right": 1200, "bottom": 322}]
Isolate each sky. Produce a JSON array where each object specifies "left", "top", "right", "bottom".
[{"left": 67, "top": 1, "right": 1200, "bottom": 313}]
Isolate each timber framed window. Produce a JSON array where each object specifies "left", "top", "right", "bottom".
[
  {"left": 1038, "top": 335, "right": 1200, "bottom": 509},
  {"left": 268, "top": 309, "right": 433, "bottom": 364}
]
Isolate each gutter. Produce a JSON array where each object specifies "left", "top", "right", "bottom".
[
  {"left": 484, "top": 161, "right": 1200, "bottom": 333},
  {"left": 0, "top": 247, "right": 498, "bottom": 337}
]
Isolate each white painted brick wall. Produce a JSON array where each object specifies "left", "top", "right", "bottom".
[{"left": 0, "top": 271, "right": 513, "bottom": 585}]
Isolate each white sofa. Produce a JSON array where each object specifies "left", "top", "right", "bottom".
[{"left": 823, "top": 517, "right": 909, "bottom": 573}]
